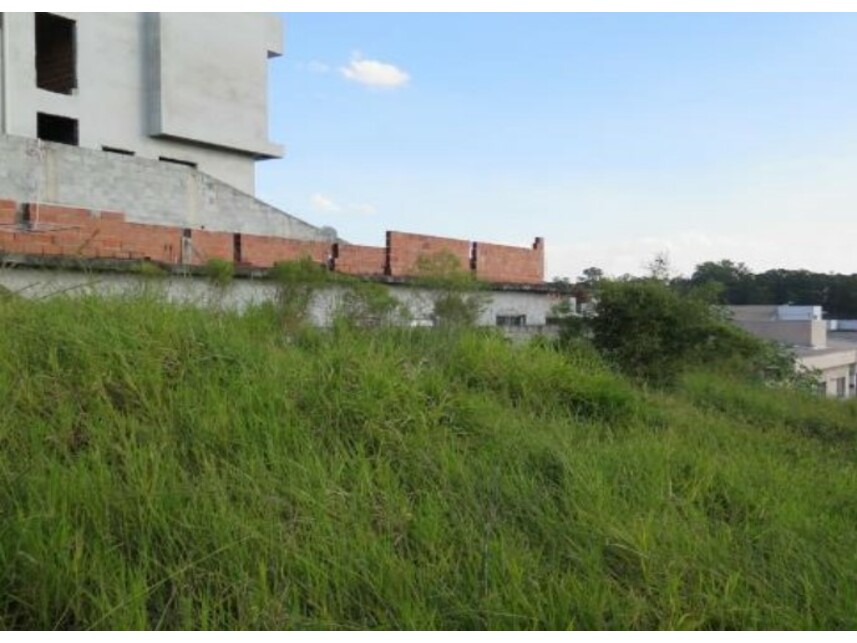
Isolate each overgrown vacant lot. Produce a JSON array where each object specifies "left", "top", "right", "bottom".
[{"left": 1, "top": 294, "right": 856, "bottom": 629}]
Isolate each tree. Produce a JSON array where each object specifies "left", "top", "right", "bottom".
[
  {"left": 688, "top": 259, "right": 756, "bottom": 304},
  {"left": 574, "top": 266, "right": 605, "bottom": 303},
  {"left": 583, "top": 277, "right": 799, "bottom": 387},
  {"left": 645, "top": 252, "right": 673, "bottom": 283}
]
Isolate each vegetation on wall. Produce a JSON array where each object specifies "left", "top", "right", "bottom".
[{"left": 413, "top": 251, "right": 489, "bottom": 327}]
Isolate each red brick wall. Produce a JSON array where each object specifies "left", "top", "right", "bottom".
[
  {"left": 241, "top": 234, "right": 331, "bottom": 268},
  {"left": 0, "top": 203, "right": 181, "bottom": 263},
  {"left": 187, "top": 229, "right": 234, "bottom": 265},
  {"left": 474, "top": 237, "right": 544, "bottom": 284},
  {"left": 332, "top": 243, "right": 387, "bottom": 276},
  {"left": 0, "top": 199, "right": 16, "bottom": 226},
  {"left": 0, "top": 198, "right": 547, "bottom": 285},
  {"left": 386, "top": 231, "right": 472, "bottom": 278}
]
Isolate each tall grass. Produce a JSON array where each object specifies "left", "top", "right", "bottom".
[{"left": 1, "top": 293, "right": 856, "bottom": 629}]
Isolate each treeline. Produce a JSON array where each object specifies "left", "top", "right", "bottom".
[
  {"left": 676, "top": 260, "right": 857, "bottom": 318},
  {"left": 573, "top": 260, "right": 857, "bottom": 319}
]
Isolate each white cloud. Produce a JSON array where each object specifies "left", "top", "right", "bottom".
[
  {"left": 340, "top": 52, "right": 410, "bottom": 89},
  {"left": 310, "top": 194, "right": 377, "bottom": 215},
  {"left": 310, "top": 193, "right": 341, "bottom": 212}
]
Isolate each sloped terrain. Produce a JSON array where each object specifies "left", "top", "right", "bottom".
[{"left": 1, "top": 295, "right": 856, "bottom": 629}]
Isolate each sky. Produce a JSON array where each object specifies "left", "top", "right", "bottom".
[{"left": 255, "top": 13, "right": 857, "bottom": 281}]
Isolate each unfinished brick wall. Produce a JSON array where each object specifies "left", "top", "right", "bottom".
[
  {"left": 0, "top": 200, "right": 335, "bottom": 268},
  {"left": 241, "top": 234, "right": 331, "bottom": 268},
  {"left": 386, "top": 231, "right": 472, "bottom": 278},
  {"left": 0, "top": 202, "right": 181, "bottom": 263},
  {"left": 0, "top": 198, "right": 547, "bottom": 285},
  {"left": 332, "top": 243, "right": 387, "bottom": 276},
  {"left": 474, "top": 237, "right": 544, "bottom": 284},
  {"left": 187, "top": 229, "right": 234, "bottom": 265},
  {"left": 0, "top": 199, "right": 16, "bottom": 226}
]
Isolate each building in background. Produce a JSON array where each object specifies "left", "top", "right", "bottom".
[{"left": 729, "top": 305, "right": 857, "bottom": 398}]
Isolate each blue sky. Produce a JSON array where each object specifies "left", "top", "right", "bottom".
[{"left": 256, "top": 13, "right": 857, "bottom": 280}]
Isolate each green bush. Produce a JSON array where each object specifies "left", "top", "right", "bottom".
[
  {"left": 204, "top": 258, "right": 234, "bottom": 288},
  {"left": 334, "top": 278, "right": 410, "bottom": 328},
  {"left": 413, "top": 251, "right": 489, "bottom": 327},
  {"left": 580, "top": 278, "right": 801, "bottom": 387},
  {"left": 268, "top": 257, "right": 329, "bottom": 331}
]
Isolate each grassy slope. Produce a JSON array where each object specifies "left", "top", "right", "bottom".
[{"left": 1, "top": 294, "right": 856, "bottom": 629}]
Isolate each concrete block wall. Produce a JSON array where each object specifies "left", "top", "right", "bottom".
[
  {"left": 0, "top": 135, "right": 332, "bottom": 241},
  {"left": 474, "top": 237, "right": 544, "bottom": 285},
  {"left": 332, "top": 243, "right": 387, "bottom": 276},
  {"left": 386, "top": 231, "right": 472, "bottom": 278}
]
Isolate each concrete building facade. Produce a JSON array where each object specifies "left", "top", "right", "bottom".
[
  {"left": 0, "top": 12, "right": 281, "bottom": 194},
  {"left": 729, "top": 305, "right": 857, "bottom": 398}
]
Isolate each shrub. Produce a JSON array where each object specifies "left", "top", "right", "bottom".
[
  {"left": 334, "top": 278, "right": 410, "bottom": 328},
  {"left": 413, "top": 251, "right": 489, "bottom": 327},
  {"left": 581, "top": 278, "right": 803, "bottom": 387},
  {"left": 204, "top": 258, "right": 234, "bottom": 288},
  {"left": 268, "top": 257, "right": 329, "bottom": 331}
]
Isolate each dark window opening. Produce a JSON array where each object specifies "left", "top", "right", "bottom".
[
  {"left": 233, "top": 234, "right": 242, "bottom": 263},
  {"left": 35, "top": 13, "right": 77, "bottom": 94},
  {"left": 37, "top": 112, "right": 78, "bottom": 145},
  {"left": 496, "top": 314, "right": 527, "bottom": 328},
  {"left": 102, "top": 146, "right": 135, "bottom": 156},
  {"left": 159, "top": 156, "right": 197, "bottom": 169}
]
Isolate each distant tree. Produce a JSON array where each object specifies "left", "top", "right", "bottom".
[
  {"left": 688, "top": 259, "right": 757, "bottom": 304},
  {"left": 645, "top": 252, "right": 673, "bottom": 283},
  {"left": 574, "top": 266, "right": 605, "bottom": 302},
  {"left": 579, "top": 266, "right": 604, "bottom": 286}
]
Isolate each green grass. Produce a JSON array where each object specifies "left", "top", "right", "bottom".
[{"left": 1, "top": 293, "right": 857, "bottom": 629}]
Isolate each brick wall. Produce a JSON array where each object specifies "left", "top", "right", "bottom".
[
  {"left": 187, "top": 229, "right": 234, "bottom": 265},
  {"left": 0, "top": 199, "right": 16, "bottom": 226},
  {"left": 0, "top": 202, "right": 181, "bottom": 263},
  {"left": 0, "top": 198, "right": 547, "bottom": 285},
  {"left": 332, "top": 243, "right": 387, "bottom": 276},
  {"left": 241, "top": 234, "right": 331, "bottom": 268},
  {"left": 474, "top": 237, "right": 544, "bottom": 284},
  {"left": 387, "top": 231, "right": 472, "bottom": 278}
]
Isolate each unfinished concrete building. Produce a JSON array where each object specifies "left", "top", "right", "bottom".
[
  {"left": 0, "top": 12, "right": 328, "bottom": 239},
  {"left": 0, "top": 12, "right": 552, "bottom": 327}
]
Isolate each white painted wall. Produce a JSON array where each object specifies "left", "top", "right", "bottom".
[{"left": 0, "top": 267, "right": 556, "bottom": 330}]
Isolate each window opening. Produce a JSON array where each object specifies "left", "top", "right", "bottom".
[
  {"left": 37, "top": 112, "right": 78, "bottom": 145},
  {"left": 36, "top": 13, "right": 77, "bottom": 94},
  {"left": 159, "top": 156, "right": 197, "bottom": 169}
]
